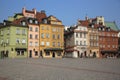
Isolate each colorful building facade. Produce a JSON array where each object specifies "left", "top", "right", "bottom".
[
  {"left": 39, "top": 16, "right": 64, "bottom": 58},
  {"left": 0, "top": 20, "right": 28, "bottom": 58},
  {"left": 64, "top": 25, "right": 88, "bottom": 58},
  {"left": 98, "top": 26, "right": 119, "bottom": 58}
]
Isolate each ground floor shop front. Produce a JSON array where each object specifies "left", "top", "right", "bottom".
[
  {"left": 0, "top": 47, "right": 27, "bottom": 59},
  {"left": 40, "top": 48, "right": 64, "bottom": 58},
  {"left": 100, "top": 50, "right": 120, "bottom": 58}
]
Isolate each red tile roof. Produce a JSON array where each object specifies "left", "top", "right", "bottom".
[{"left": 36, "top": 12, "right": 47, "bottom": 22}]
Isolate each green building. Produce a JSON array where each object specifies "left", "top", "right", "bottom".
[{"left": 0, "top": 20, "right": 28, "bottom": 58}]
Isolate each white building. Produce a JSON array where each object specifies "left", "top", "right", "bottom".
[{"left": 64, "top": 25, "right": 88, "bottom": 58}]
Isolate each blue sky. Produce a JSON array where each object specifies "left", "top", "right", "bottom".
[{"left": 0, "top": 0, "right": 120, "bottom": 28}]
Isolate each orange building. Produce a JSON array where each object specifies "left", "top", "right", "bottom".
[{"left": 39, "top": 15, "right": 64, "bottom": 58}]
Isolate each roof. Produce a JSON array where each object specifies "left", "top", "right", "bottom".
[
  {"left": 14, "top": 13, "right": 23, "bottom": 18},
  {"left": 36, "top": 12, "right": 47, "bottom": 23},
  {"left": 105, "top": 21, "right": 119, "bottom": 31}
]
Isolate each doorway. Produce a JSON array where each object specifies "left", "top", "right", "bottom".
[
  {"left": 52, "top": 52, "right": 55, "bottom": 58},
  {"left": 29, "top": 50, "right": 32, "bottom": 58}
]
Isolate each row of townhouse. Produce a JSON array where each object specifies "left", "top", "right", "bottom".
[
  {"left": 0, "top": 8, "right": 64, "bottom": 59},
  {"left": 64, "top": 16, "right": 120, "bottom": 58},
  {"left": 0, "top": 8, "right": 120, "bottom": 59}
]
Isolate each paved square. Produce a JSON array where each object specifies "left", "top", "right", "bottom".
[{"left": 0, "top": 58, "right": 120, "bottom": 80}]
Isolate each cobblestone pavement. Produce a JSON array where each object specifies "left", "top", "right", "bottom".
[{"left": 0, "top": 58, "right": 120, "bottom": 80}]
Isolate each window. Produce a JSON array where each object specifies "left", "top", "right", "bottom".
[
  {"left": 21, "top": 51, "right": 24, "bottom": 55},
  {"left": 46, "top": 42, "right": 50, "bottom": 46},
  {"left": 80, "top": 41, "right": 82, "bottom": 45},
  {"left": 90, "top": 42, "right": 93, "bottom": 46},
  {"left": 22, "top": 22, "right": 26, "bottom": 26},
  {"left": 22, "top": 29, "right": 26, "bottom": 35},
  {"left": 84, "top": 41, "right": 86, "bottom": 45},
  {"left": 22, "top": 39, "right": 26, "bottom": 45},
  {"left": 57, "top": 34, "right": 60, "bottom": 39},
  {"left": 116, "top": 45, "right": 118, "bottom": 48},
  {"left": 57, "top": 52, "right": 61, "bottom": 56},
  {"left": 84, "top": 33, "right": 86, "bottom": 38},
  {"left": 80, "top": 33, "right": 82, "bottom": 38},
  {"left": 0, "top": 30, "right": 3, "bottom": 35},
  {"left": 1, "top": 39, "right": 3, "bottom": 44},
  {"left": 41, "top": 41, "right": 44, "bottom": 46},
  {"left": 96, "top": 36, "right": 99, "bottom": 40},
  {"left": 96, "top": 43, "right": 99, "bottom": 47},
  {"left": 35, "top": 35, "right": 38, "bottom": 39},
  {"left": 17, "top": 51, "right": 20, "bottom": 55},
  {"left": 102, "top": 28, "right": 105, "bottom": 31},
  {"left": 76, "top": 33, "right": 78, "bottom": 38},
  {"left": 46, "top": 52, "right": 50, "bottom": 56},
  {"left": 43, "top": 19, "right": 47, "bottom": 24},
  {"left": 46, "top": 26, "right": 49, "bottom": 30},
  {"left": 108, "top": 45, "right": 110, "bottom": 48},
  {"left": 35, "top": 51, "right": 38, "bottom": 56},
  {"left": 112, "top": 45, "right": 115, "bottom": 48},
  {"left": 52, "top": 28, "right": 56, "bottom": 32},
  {"left": 58, "top": 42, "right": 60, "bottom": 47},
  {"left": 35, "top": 42, "right": 38, "bottom": 46},
  {"left": 6, "top": 39, "right": 9, "bottom": 44},
  {"left": 76, "top": 41, "right": 78, "bottom": 45},
  {"left": 35, "top": 20, "right": 38, "bottom": 24},
  {"left": 41, "top": 33, "right": 44, "bottom": 38},
  {"left": 53, "top": 42, "right": 55, "bottom": 47},
  {"left": 99, "top": 27, "right": 101, "bottom": 31},
  {"left": 16, "top": 28, "right": 20, "bottom": 34},
  {"left": 42, "top": 26, "right": 44, "bottom": 30},
  {"left": 53, "top": 34, "right": 55, "bottom": 39},
  {"left": 30, "top": 42, "right": 32, "bottom": 46},
  {"left": 29, "top": 19, "right": 33, "bottom": 23},
  {"left": 30, "top": 34, "right": 32, "bottom": 39},
  {"left": 35, "top": 27, "right": 38, "bottom": 32},
  {"left": 29, "top": 27, "right": 32, "bottom": 31},
  {"left": 7, "top": 28, "right": 10, "bottom": 35},
  {"left": 46, "top": 33, "right": 50, "bottom": 38},
  {"left": 107, "top": 33, "right": 110, "bottom": 36},
  {"left": 16, "top": 39, "right": 20, "bottom": 44}
]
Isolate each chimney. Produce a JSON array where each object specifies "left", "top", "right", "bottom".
[
  {"left": 22, "top": 7, "right": 26, "bottom": 16},
  {"left": 33, "top": 8, "right": 36, "bottom": 15}
]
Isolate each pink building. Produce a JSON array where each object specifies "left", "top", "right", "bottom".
[{"left": 22, "top": 8, "right": 47, "bottom": 58}]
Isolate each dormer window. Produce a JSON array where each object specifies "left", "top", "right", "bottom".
[
  {"left": 102, "top": 28, "right": 105, "bottom": 31},
  {"left": 22, "top": 22, "right": 26, "bottom": 26},
  {"left": 3, "top": 22, "right": 6, "bottom": 26},
  {"left": 108, "top": 27, "right": 110, "bottom": 31},
  {"left": 43, "top": 19, "right": 47, "bottom": 24},
  {"left": 35, "top": 20, "right": 38, "bottom": 24},
  {"left": 91, "top": 25, "right": 94, "bottom": 28},
  {"left": 99, "top": 27, "right": 101, "bottom": 31},
  {"left": 29, "top": 19, "right": 33, "bottom": 23}
]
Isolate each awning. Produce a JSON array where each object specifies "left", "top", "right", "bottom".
[
  {"left": 101, "top": 50, "right": 118, "bottom": 53},
  {"left": 65, "top": 49, "right": 78, "bottom": 52},
  {"left": 15, "top": 48, "right": 27, "bottom": 51},
  {"left": 44, "top": 48, "right": 63, "bottom": 51}
]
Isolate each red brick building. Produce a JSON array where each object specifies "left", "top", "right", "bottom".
[{"left": 98, "top": 26, "right": 119, "bottom": 58}]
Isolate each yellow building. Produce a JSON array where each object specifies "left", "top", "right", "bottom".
[
  {"left": 39, "top": 15, "right": 64, "bottom": 58},
  {"left": 87, "top": 25, "right": 100, "bottom": 58}
]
